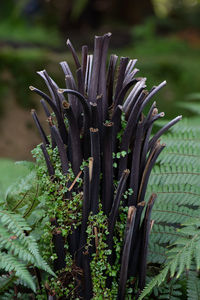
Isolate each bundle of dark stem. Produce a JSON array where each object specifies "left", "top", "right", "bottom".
[{"left": 30, "top": 33, "right": 181, "bottom": 299}]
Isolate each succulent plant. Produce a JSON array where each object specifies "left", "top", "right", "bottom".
[{"left": 30, "top": 33, "right": 181, "bottom": 299}]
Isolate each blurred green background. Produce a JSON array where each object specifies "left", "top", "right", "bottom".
[{"left": 0, "top": 0, "right": 200, "bottom": 164}]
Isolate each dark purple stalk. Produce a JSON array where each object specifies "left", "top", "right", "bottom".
[
  {"left": 29, "top": 86, "right": 68, "bottom": 144},
  {"left": 113, "top": 78, "right": 139, "bottom": 109},
  {"left": 138, "top": 142, "right": 165, "bottom": 203},
  {"left": 81, "top": 45, "right": 88, "bottom": 84},
  {"left": 59, "top": 88, "right": 91, "bottom": 131},
  {"left": 85, "top": 54, "right": 93, "bottom": 94},
  {"left": 31, "top": 109, "right": 49, "bottom": 146},
  {"left": 90, "top": 128, "right": 100, "bottom": 214},
  {"left": 65, "top": 75, "right": 80, "bottom": 119},
  {"left": 118, "top": 91, "right": 146, "bottom": 178},
  {"left": 117, "top": 207, "right": 137, "bottom": 300},
  {"left": 107, "top": 54, "right": 118, "bottom": 107},
  {"left": 76, "top": 67, "right": 84, "bottom": 95},
  {"left": 78, "top": 166, "right": 90, "bottom": 264},
  {"left": 48, "top": 296, "right": 56, "bottom": 300},
  {"left": 123, "top": 68, "right": 139, "bottom": 88},
  {"left": 148, "top": 115, "right": 182, "bottom": 151},
  {"left": 135, "top": 81, "right": 166, "bottom": 121},
  {"left": 138, "top": 194, "right": 157, "bottom": 291},
  {"left": 108, "top": 169, "right": 130, "bottom": 247},
  {"left": 40, "top": 99, "right": 51, "bottom": 117},
  {"left": 125, "top": 59, "right": 137, "bottom": 76},
  {"left": 123, "top": 78, "right": 146, "bottom": 114},
  {"left": 128, "top": 121, "right": 144, "bottom": 206},
  {"left": 114, "top": 57, "right": 129, "bottom": 99},
  {"left": 102, "top": 122, "right": 114, "bottom": 215},
  {"left": 63, "top": 101, "right": 82, "bottom": 176},
  {"left": 48, "top": 118, "right": 56, "bottom": 149},
  {"left": 66, "top": 39, "right": 81, "bottom": 69},
  {"left": 38, "top": 70, "right": 64, "bottom": 115},
  {"left": 88, "top": 36, "right": 104, "bottom": 102},
  {"left": 60, "top": 61, "right": 76, "bottom": 88},
  {"left": 51, "top": 218, "right": 66, "bottom": 271},
  {"left": 99, "top": 33, "right": 112, "bottom": 121},
  {"left": 90, "top": 102, "right": 99, "bottom": 128},
  {"left": 51, "top": 125, "right": 69, "bottom": 175},
  {"left": 37, "top": 70, "right": 56, "bottom": 103},
  {"left": 140, "top": 104, "right": 158, "bottom": 174},
  {"left": 111, "top": 105, "right": 122, "bottom": 154},
  {"left": 60, "top": 88, "right": 91, "bottom": 158},
  {"left": 40, "top": 144, "right": 55, "bottom": 177},
  {"left": 82, "top": 254, "right": 93, "bottom": 299},
  {"left": 128, "top": 202, "right": 146, "bottom": 277}
]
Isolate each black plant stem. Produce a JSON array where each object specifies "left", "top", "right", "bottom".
[
  {"left": 37, "top": 70, "right": 56, "bottom": 104},
  {"left": 31, "top": 109, "right": 49, "bottom": 146},
  {"left": 63, "top": 101, "right": 82, "bottom": 176},
  {"left": 90, "top": 102, "right": 99, "bottom": 129},
  {"left": 82, "top": 253, "right": 93, "bottom": 299},
  {"left": 135, "top": 81, "right": 166, "bottom": 121},
  {"left": 148, "top": 115, "right": 182, "bottom": 151},
  {"left": 138, "top": 142, "right": 165, "bottom": 203},
  {"left": 88, "top": 36, "right": 104, "bottom": 101},
  {"left": 128, "top": 202, "right": 146, "bottom": 278},
  {"left": 128, "top": 121, "right": 144, "bottom": 206},
  {"left": 90, "top": 128, "right": 100, "bottom": 214},
  {"left": 81, "top": 45, "right": 88, "bottom": 84},
  {"left": 40, "top": 144, "right": 55, "bottom": 177},
  {"left": 40, "top": 99, "right": 51, "bottom": 117},
  {"left": 102, "top": 122, "right": 114, "bottom": 215},
  {"left": 47, "top": 118, "right": 56, "bottom": 149},
  {"left": 111, "top": 105, "right": 122, "bottom": 154},
  {"left": 78, "top": 166, "right": 91, "bottom": 266},
  {"left": 117, "top": 206, "right": 137, "bottom": 300},
  {"left": 140, "top": 124, "right": 153, "bottom": 177},
  {"left": 114, "top": 57, "right": 129, "bottom": 100},
  {"left": 60, "top": 88, "right": 92, "bottom": 159},
  {"left": 51, "top": 125, "right": 69, "bottom": 175},
  {"left": 51, "top": 218, "right": 66, "bottom": 271},
  {"left": 140, "top": 105, "right": 158, "bottom": 174},
  {"left": 117, "top": 92, "right": 146, "bottom": 178},
  {"left": 29, "top": 86, "right": 68, "bottom": 144},
  {"left": 107, "top": 54, "right": 118, "bottom": 107},
  {"left": 42, "top": 70, "right": 64, "bottom": 116},
  {"left": 85, "top": 54, "right": 93, "bottom": 95},
  {"left": 145, "top": 101, "right": 156, "bottom": 124},
  {"left": 60, "top": 61, "right": 77, "bottom": 89},
  {"left": 96, "top": 94, "right": 103, "bottom": 140},
  {"left": 48, "top": 296, "right": 56, "bottom": 300},
  {"left": 65, "top": 75, "right": 80, "bottom": 120},
  {"left": 66, "top": 39, "right": 81, "bottom": 69},
  {"left": 113, "top": 78, "right": 139, "bottom": 110},
  {"left": 59, "top": 89, "right": 91, "bottom": 132},
  {"left": 99, "top": 33, "right": 112, "bottom": 122},
  {"left": 123, "top": 79, "right": 146, "bottom": 115},
  {"left": 108, "top": 169, "right": 130, "bottom": 253},
  {"left": 77, "top": 67, "right": 84, "bottom": 95},
  {"left": 138, "top": 194, "right": 157, "bottom": 292}
]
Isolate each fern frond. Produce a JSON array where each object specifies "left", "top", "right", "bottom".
[
  {"left": 148, "top": 242, "right": 167, "bottom": 264},
  {"left": 187, "top": 267, "right": 200, "bottom": 300},
  {"left": 151, "top": 203, "right": 199, "bottom": 224},
  {"left": 150, "top": 224, "right": 184, "bottom": 244},
  {"left": 0, "top": 252, "right": 36, "bottom": 292},
  {"left": 0, "top": 275, "right": 16, "bottom": 293},
  {"left": 140, "top": 218, "right": 200, "bottom": 299},
  {"left": 152, "top": 278, "right": 182, "bottom": 300},
  {"left": 0, "top": 209, "right": 55, "bottom": 292}
]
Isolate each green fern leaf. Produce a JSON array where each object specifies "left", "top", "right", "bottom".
[{"left": 0, "top": 252, "right": 36, "bottom": 292}]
